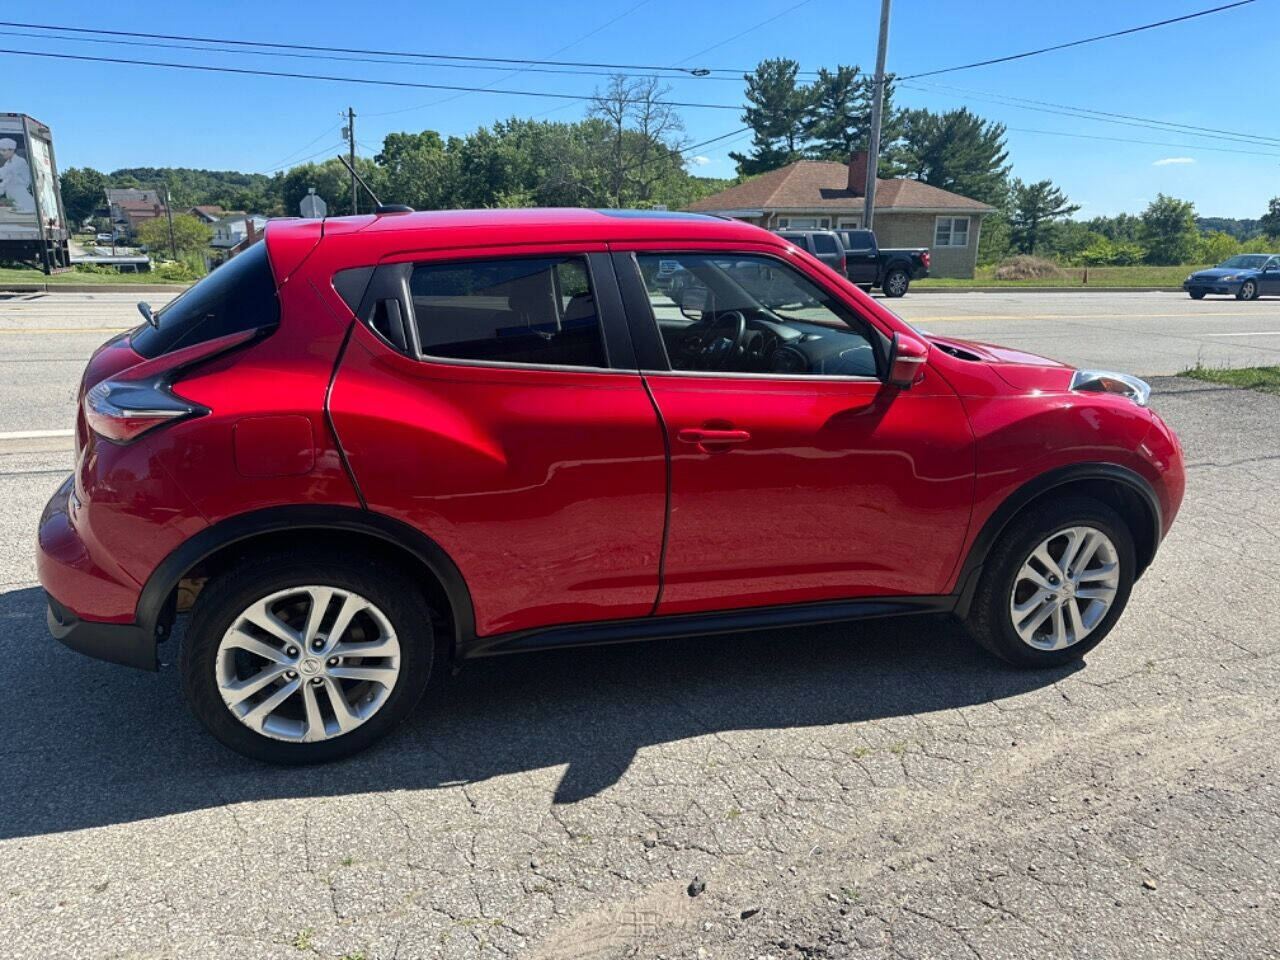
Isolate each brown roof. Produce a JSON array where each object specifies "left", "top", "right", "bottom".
[{"left": 687, "top": 160, "right": 995, "bottom": 214}]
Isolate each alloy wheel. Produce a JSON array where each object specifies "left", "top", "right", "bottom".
[
  {"left": 1008, "top": 526, "right": 1119, "bottom": 651},
  {"left": 886, "top": 271, "right": 908, "bottom": 296},
  {"left": 215, "top": 586, "right": 402, "bottom": 742}
]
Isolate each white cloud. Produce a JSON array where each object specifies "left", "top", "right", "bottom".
[
  {"left": 1153, "top": 157, "right": 1196, "bottom": 166},
  {"left": 688, "top": 155, "right": 711, "bottom": 166}
]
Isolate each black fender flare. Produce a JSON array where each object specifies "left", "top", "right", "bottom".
[
  {"left": 135, "top": 505, "right": 476, "bottom": 655},
  {"left": 952, "top": 461, "right": 1162, "bottom": 619}
]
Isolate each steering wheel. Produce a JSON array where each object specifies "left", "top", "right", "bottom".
[{"left": 692, "top": 310, "right": 748, "bottom": 370}]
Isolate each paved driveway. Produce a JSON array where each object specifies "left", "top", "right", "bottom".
[{"left": 0, "top": 291, "right": 1277, "bottom": 959}]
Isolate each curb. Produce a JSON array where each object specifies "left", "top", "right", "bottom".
[
  {"left": 0, "top": 283, "right": 191, "bottom": 294},
  {"left": 909, "top": 286, "right": 1185, "bottom": 294}
]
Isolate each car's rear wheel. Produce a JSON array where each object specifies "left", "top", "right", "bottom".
[
  {"left": 182, "top": 552, "right": 433, "bottom": 763},
  {"left": 1188, "top": 289, "right": 1206, "bottom": 299},
  {"left": 963, "top": 496, "right": 1136, "bottom": 667},
  {"left": 1237, "top": 279, "right": 1258, "bottom": 301},
  {"left": 883, "top": 269, "right": 910, "bottom": 297}
]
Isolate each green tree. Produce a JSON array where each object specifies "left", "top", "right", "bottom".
[
  {"left": 895, "top": 108, "right": 1010, "bottom": 207},
  {"left": 59, "top": 167, "right": 107, "bottom": 226},
  {"left": 1260, "top": 196, "right": 1280, "bottom": 239},
  {"left": 1196, "top": 230, "right": 1239, "bottom": 264},
  {"left": 590, "top": 74, "right": 687, "bottom": 207},
  {"left": 1008, "top": 179, "right": 1080, "bottom": 254},
  {"left": 136, "top": 213, "right": 211, "bottom": 258},
  {"left": 1138, "top": 194, "right": 1199, "bottom": 264},
  {"left": 1086, "top": 213, "right": 1141, "bottom": 244},
  {"left": 279, "top": 156, "right": 379, "bottom": 217},
  {"left": 730, "top": 58, "right": 813, "bottom": 176}
]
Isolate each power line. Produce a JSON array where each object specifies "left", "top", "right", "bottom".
[
  {"left": 0, "top": 46, "right": 743, "bottom": 109},
  {"left": 672, "top": 0, "right": 816, "bottom": 66},
  {"left": 1002, "top": 124, "right": 1280, "bottom": 158},
  {"left": 262, "top": 123, "right": 343, "bottom": 172},
  {"left": 899, "top": 80, "right": 1280, "bottom": 150},
  {"left": 0, "top": 18, "right": 731, "bottom": 76},
  {"left": 899, "top": 1, "right": 1256, "bottom": 79},
  {"left": 903, "top": 78, "right": 1280, "bottom": 147}
]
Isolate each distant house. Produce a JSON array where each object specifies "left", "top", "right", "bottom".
[
  {"left": 189, "top": 205, "right": 228, "bottom": 224},
  {"left": 207, "top": 214, "right": 268, "bottom": 267},
  {"left": 686, "top": 153, "right": 996, "bottom": 278},
  {"left": 105, "top": 188, "right": 168, "bottom": 241}
]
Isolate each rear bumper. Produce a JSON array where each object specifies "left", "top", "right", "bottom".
[
  {"left": 37, "top": 474, "right": 156, "bottom": 671},
  {"left": 46, "top": 592, "right": 155, "bottom": 671}
]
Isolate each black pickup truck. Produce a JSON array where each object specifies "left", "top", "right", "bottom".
[{"left": 834, "top": 228, "right": 930, "bottom": 297}]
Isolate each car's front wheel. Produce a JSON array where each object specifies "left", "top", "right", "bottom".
[
  {"left": 181, "top": 552, "right": 433, "bottom": 763},
  {"left": 882, "top": 268, "right": 910, "bottom": 297},
  {"left": 1188, "top": 289, "right": 1206, "bottom": 299},
  {"left": 963, "top": 497, "right": 1136, "bottom": 667},
  {"left": 1237, "top": 279, "right": 1258, "bottom": 301}
]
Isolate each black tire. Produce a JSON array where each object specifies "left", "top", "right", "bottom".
[
  {"left": 1236, "top": 279, "right": 1257, "bottom": 301},
  {"left": 963, "top": 496, "right": 1136, "bottom": 668},
  {"left": 182, "top": 551, "right": 434, "bottom": 763},
  {"left": 882, "top": 268, "right": 910, "bottom": 298},
  {"left": 1188, "top": 289, "right": 1206, "bottom": 300}
]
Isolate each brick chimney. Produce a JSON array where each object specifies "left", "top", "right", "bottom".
[{"left": 847, "top": 151, "right": 869, "bottom": 196}]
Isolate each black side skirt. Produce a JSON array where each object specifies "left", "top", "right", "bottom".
[{"left": 462, "top": 595, "right": 956, "bottom": 659}]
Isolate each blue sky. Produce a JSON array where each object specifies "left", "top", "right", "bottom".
[{"left": 6, "top": 0, "right": 1277, "bottom": 217}]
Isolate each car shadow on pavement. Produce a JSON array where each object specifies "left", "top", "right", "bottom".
[{"left": 0, "top": 585, "right": 1077, "bottom": 839}]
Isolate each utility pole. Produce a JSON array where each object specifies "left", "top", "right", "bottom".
[
  {"left": 162, "top": 184, "right": 178, "bottom": 261},
  {"left": 862, "top": 0, "right": 891, "bottom": 230},
  {"left": 344, "top": 107, "right": 357, "bottom": 215}
]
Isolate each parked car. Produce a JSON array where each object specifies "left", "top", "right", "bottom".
[
  {"left": 834, "top": 229, "right": 930, "bottom": 297},
  {"left": 38, "top": 209, "right": 1184, "bottom": 763},
  {"left": 95, "top": 232, "right": 114, "bottom": 245},
  {"left": 775, "top": 229, "right": 847, "bottom": 275},
  {"left": 1183, "top": 254, "right": 1280, "bottom": 300}
]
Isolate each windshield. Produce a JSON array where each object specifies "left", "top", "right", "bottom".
[{"left": 1218, "top": 255, "right": 1268, "bottom": 269}]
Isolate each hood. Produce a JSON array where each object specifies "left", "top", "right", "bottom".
[
  {"left": 926, "top": 334, "right": 1075, "bottom": 391},
  {"left": 1191, "top": 267, "right": 1252, "bottom": 280}
]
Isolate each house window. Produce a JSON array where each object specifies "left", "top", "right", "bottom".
[
  {"left": 934, "top": 216, "right": 970, "bottom": 247},
  {"left": 837, "top": 217, "right": 862, "bottom": 229},
  {"left": 776, "top": 216, "right": 830, "bottom": 229}
]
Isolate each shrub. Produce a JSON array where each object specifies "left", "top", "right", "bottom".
[
  {"left": 993, "top": 255, "right": 1065, "bottom": 280},
  {"left": 1196, "top": 230, "right": 1239, "bottom": 265}
]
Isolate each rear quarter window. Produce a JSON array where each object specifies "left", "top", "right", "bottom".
[{"left": 130, "top": 242, "right": 280, "bottom": 358}]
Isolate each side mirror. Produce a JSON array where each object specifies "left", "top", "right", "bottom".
[
  {"left": 679, "top": 285, "right": 708, "bottom": 320},
  {"left": 886, "top": 331, "right": 929, "bottom": 388}
]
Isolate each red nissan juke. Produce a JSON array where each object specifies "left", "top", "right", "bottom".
[{"left": 37, "top": 209, "right": 1184, "bottom": 763}]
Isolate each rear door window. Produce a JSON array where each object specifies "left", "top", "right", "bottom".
[
  {"left": 409, "top": 256, "right": 608, "bottom": 368},
  {"left": 131, "top": 242, "right": 279, "bottom": 358},
  {"left": 812, "top": 234, "right": 839, "bottom": 255}
]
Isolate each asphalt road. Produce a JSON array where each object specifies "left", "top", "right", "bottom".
[{"left": 1, "top": 290, "right": 1278, "bottom": 958}]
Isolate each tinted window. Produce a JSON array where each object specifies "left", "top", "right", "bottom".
[
  {"left": 410, "top": 256, "right": 606, "bottom": 368},
  {"left": 842, "top": 231, "right": 874, "bottom": 252},
  {"left": 812, "top": 234, "right": 838, "bottom": 255},
  {"left": 635, "top": 253, "right": 879, "bottom": 378},
  {"left": 131, "top": 242, "right": 279, "bottom": 358}
]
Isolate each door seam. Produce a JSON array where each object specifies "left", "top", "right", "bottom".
[{"left": 640, "top": 374, "right": 672, "bottom": 616}]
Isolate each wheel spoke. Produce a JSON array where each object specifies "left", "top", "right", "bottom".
[
  {"left": 1050, "top": 604, "right": 1069, "bottom": 649},
  {"left": 328, "top": 664, "right": 399, "bottom": 686},
  {"left": 1032, "top": 543, "right": 1064, "bottom": 578},
  {"left": 1016, "top": 597, "right": 1056, "bottom": 639},
  {"left": 241, "top": 677, "right": 301, "bottom": 726},
  {"left": 240, "top": 601, "right": 300, "bottom": 647},
  {"left": 1078, "top": 561, "right": 1118, "bottom": 585},
  {"left": 223, "top": 628, "right": 292, "bottom": 665},
  {"left": 1065, "top": 598, "right": 1086, "bottom": 641},
  {"left": 331, "top": 636, "right": 397, "bottom": 659},
  {"left": 1013, "top": 587, "right": 1052, "bottom": 618},
  {"left": 1075, "top": 586, "right": 1115, "bottom": 601},
  {"left": 1019, "top": 566, "right": 1057, "bottom": 591},
  {"left": 1058, "top": 528, "right": 1086, "bottom": 575},
  {"left": 325, "top": 593, "right": 366, "bottom": 649},
  {"left": 322, "top": 677, "right": 361, "bottom": 732},
  {"left": 301, "top": 680, "right": 327, "bottom": 742},
  {"left": 302, "top": 587, "right": 335, "bottom": 647},
  {"left": 221, "top": 664, "right": 290, "bottom": 707},
  {"left": 1073, "top": 531, "right": 1103, "bottom": 576}
]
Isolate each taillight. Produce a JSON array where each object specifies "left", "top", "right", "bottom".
[
  {"left": 921, "top": 251, "right": 931, "bottom": 270},
  {"left": 81, "top": 327, "right": 260, "bottom": 445},
  {"left": 840, "top": 254, "right": 847, "bottom": 273},
  {"left": 84, "top": 376, "right": 204, "bottom": 444}
]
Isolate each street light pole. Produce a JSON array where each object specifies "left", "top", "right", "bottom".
[{"left": 862, "top": 0, "right": 892, "bottom": 230}]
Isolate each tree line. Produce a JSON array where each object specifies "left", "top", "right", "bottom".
[{"left": 56, "top": 60, "right": 1280, "bottom": 271}]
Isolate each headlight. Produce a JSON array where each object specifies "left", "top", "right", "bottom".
[
  {"left": 1221, "top": 274, "right": 1238, "bottom": 281},
  {"left": 1069, "top": 369, "right": 1150, "bottom": 407}
]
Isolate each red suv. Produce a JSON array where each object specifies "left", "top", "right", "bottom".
[{"left": 37, "top": 209, "right": 1184, "bottom": 762}]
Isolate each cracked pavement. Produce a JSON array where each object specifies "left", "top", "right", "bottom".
[{"left": 0, "top": 293, "right": 1277, "bottom": 958}]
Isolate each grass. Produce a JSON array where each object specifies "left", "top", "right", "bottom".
[
  {"left": 0, "top": 266, "right": 188, "bottom": 287},
  {"left": 916, "top": 264, "right": 1204, "bottom": 289},
  {"left": 1180, "top": 364, "right": 1280, "bottom": 396}
]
